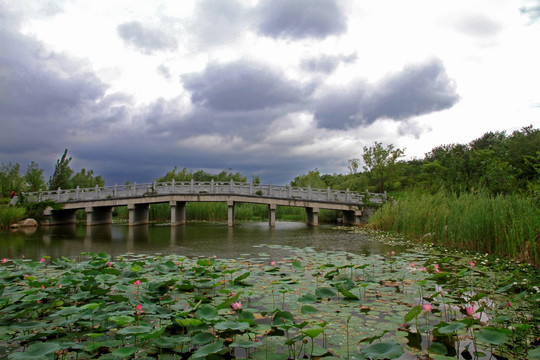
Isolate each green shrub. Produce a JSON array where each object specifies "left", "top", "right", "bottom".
[{"left": 0, "top": 206, "right": 26, "bottom": 227}]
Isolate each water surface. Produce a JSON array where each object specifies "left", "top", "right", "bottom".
[{"left": 0, "top": 221, "right": 397, "bottom": 260}]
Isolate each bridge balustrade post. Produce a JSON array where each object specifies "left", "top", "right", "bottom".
[
  {"left": 268, "top": 203, "right": 276, "bottom": 227},
  {"left": 57, "top": 187, "right": 61, "bottom": 202},
  {"left": 133, "top": 182, "right": 137, "bottom": 196},
  {"left": 227, "top": 201, "right": 235, "bottom": 227},
  {"left": 114, "top": 184, "right": 117, "bottom": 197},
  {"left": 308, "top": 185, "right": 311, "bottom": 200},
  {"left": 269, "top": 183, "right": 273, "bottom": 197},
  {"left": 230, "top": 179, "right": 233, "bottom": 193},
  {"left": 288, "top": 185, "right": 292, "bottom": 198},
  {"left": 211, "top": 179, "right": 215, "bottom": 193},
  {"left": 190, "top": 179, "right": 194, "bottom": 193},
  {"left": 171, "top": 179, "right": 175, "bottom": 193},
  {"left": 346, "top": 188, "right": 350, "bottom": 202},
  {"left": 95, "top": 185, "right": 99, "bottom": 199},
  {"left": 249, "top": 181, "right": 253, "bottom": 195},
  {"left": 327, "top": 187, "right": 331, "bottom": 201},
  {"left": 153, "top": 181, "right": 157, "bottom": 194},
  {"left": 76, "top": 186, "right": 80, "bottom": 200}
]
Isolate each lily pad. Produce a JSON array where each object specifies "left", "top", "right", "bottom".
[{"left": 360, "top": 341, "right": 404, "bottom": 359}]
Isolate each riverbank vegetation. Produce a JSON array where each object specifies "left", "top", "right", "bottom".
[{"left": 1, "top": 126, "right": 538, "bottom": 264}]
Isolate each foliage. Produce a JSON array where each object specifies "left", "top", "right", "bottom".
[
  {"left": 71, "top": 168, "right": 105, "bottom": 188},
  {"left": 0, "top": 162, "right": 23, "bottom": 198},
  {"left": 48, "top": 149, "right": 74, "bottom": 190},
  {"left": 0, "top": 206, "right": 26, "bottom": 227},
  {"left": 157, "top": 166, "right": 247, "bottom": 183},
  {"left": 362, "top": 142, "right": 405, "bottom": 193},
  {"left": 23, "top": 161, "right": 46, "bottom": 193},
  {"left": 21, "top": 200, "right": 62, "bottom": 222},
  {"left": 368, "top": 189, "right": 540, "bottom": 265},
  {"left": 0, "top": 243, "right": 538, "bottom": 359}
]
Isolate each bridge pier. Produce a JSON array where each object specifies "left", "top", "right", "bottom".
[
  {"left": 268, "top": 204, "right": 276, "bottom": 227},
  {"left": 128, "top": 203, "right": 149, "bottom": 226},
  {"left": 85, "top": 206, "right": 113, "bottom": 226},
  {"left": 170, "top": 201, "right": 186, "bottom": 226},
  {"left": 342, "top": 209, "right": 363, "bottom": 226},
  {"left": 42, "top": 207, "right": 77, "bottom": 226},
  {"left": 305, "top": 207, "right": 319, "bottom": 226},
  {"left": 227, "top": 201, "right": 235, "bottom": 227}
]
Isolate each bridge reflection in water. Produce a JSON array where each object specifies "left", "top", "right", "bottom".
[{"left": 24, "top": 180, "right": 387, "bottom": 227}]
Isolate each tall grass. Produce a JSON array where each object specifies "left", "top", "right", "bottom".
[
  {"left": 113, "top": 203, "right": 340, "bottom": 223},
  {"left": 0, "top": 206, "right": 27, "bottom": 227},
  {"left": 368, "top": 190, "right": 540, "bottom": 265}
]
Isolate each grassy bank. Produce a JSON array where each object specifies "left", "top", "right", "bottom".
[
  {"left": 367, "top": 190, "right": 540, "bottom": 265},
  {"left": 0, "top": 206, "right": 26, "bottom": 227}
]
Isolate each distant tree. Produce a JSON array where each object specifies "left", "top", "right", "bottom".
[
  {"left": 71, "top": 168, "right": 105, "bottom": 188},
  {"left": 362, "top": 142, "right": 405, "bottom": 193},
  {"left": 49, "top": 149, "right": 73, "bottom": 190},
  {"left": 290, "top": 169, "right": 326, "bottom": 188},
  {"left": 24, "top": 161, "right": 46, "bottom": 193},
  {"left": 0, "top": 162, "right": 23, "bottom": 197}
]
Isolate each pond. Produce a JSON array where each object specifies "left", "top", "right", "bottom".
[
  {"left": 0, "top": 222, "right": 538, "bottom": 359},
  {"left": 0, "top": 221, "right": 399, "bottom": 261}
]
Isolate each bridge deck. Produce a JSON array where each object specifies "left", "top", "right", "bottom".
[{"left": 23, "top": 181, "right": 387, "bottom": 227}]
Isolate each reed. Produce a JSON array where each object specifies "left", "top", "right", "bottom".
[
  {"left": 112, "top": 203, "right": 341, "bottom": 223},
  {"left": 368, "top": 190, "right": 540, "bottom": 265}
]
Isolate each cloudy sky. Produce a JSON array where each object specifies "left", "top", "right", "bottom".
[{"left": 1, "top": 0, "right": 539, "bottom": 185}]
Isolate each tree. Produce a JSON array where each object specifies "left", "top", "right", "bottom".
[
  {"left": 24, "top": 161, "right": 46, "bottom": 193},
  {"left": 49, "top": 149, "right": 73, "bottom": 190},
  {"left": 290, "top": 169, "right": 326, "bottom": 188},
  {"left": 0, "top": 162, "right": 23, "bottom": 198},
  {"left": 362, "top": 142, "right": 405, "bottom": 193},
  {"left": 71, "top": 168, "right": 105, "bottom": 188}
]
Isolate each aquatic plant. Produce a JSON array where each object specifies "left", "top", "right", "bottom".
[{"left": 0, "top": 241, "right": 538, "bottom": 359}]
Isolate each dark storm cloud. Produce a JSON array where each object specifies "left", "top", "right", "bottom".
[
  {"left": 182, "top": 61, "right": 308, "bottom": 111},
  {"left": 0, "top": 18, "right": 107, "bottom": 153},
  {"left": 117, "top": 21, "right": 178, "bottom": 54},
  {"left": 255, "top": 0, "right": 347, "bottom": 40},
  {"left": 301, "top": 53, "right": 357, "bottom": 74},
  {"left": 314, "top": 58, "right": 459, "bottom": 129}
]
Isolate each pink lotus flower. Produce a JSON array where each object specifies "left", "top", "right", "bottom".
[
  {"left": 391, "top": 251, "right": 395, "bottom": 256},
  {"left": 58, "top": 284, "right": 62, "bottom": 288},
  {"left": 229, "top": 291, "right": 234, "bottom": 297},
  {"left": 1, "top": 258, "right": 7, "bottom": 264},
  {"left": 107, "top": 261, "right": 112, "bottom": 267},
  {"left": 270, "top": 260, "right": 277, "bottom": 266},
  {"left": 231, "top": 301, "right": 242, "bottom": 311},
  {"left": 434, "top": 264, "right": 440, "bottom": 273},
  {"left": 423, "top": 303, "right": 433, "bottom": 312},
  {"left": 41, "top": 285, "right": 45, "bottom": 290},
  {"left": 421, "top": 267, "right": 427, "bottom": 272},
  {"left": 136, "top": 304, "right": 144, "bottom": 314},
  {"left": 466, "top": 306, "right": 475, "bottom": 316},
  {"left": 40, "top": 258, "right": 46, "bottom": 263},
  {"left": 23, "top": 274, "right": 29, "bottom": 278},
  {"left": 133, "top": 280, "right": 141, "bottom": 287},
  {"left": 410, "top": 263, "right": 416, "bottom": 267},
  {"left": 506, "top": 301, "right": 512, "bottom": 308},
  {"left": 468, "top": 260, "right": 475, "bottom": 267}
]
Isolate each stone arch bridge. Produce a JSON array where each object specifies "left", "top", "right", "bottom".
[{"left": 24, "top": 180, "right": 387, "bottom": 227}]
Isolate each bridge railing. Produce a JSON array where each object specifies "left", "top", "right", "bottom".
[{"left": 23, "top": 180, "right": 387, "bottom": 205}]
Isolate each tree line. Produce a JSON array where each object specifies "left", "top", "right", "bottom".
[
  {"left": 292, "top": 125, "right": 539, "bottom": 198},
  {"left": 0, "top": 149, "right": 104, "bottom": 199},
  {"left": 1, "top": 125, "right": 538, "bottom": 200}
]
